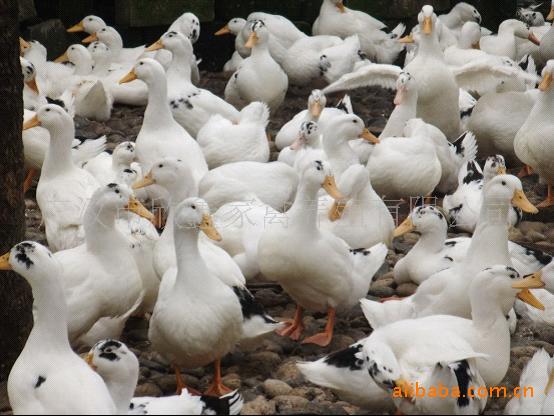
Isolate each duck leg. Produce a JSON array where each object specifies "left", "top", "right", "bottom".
[
  {"left": 517, "top": 165, "right": 534, "bottom": 178},
  {"left": 302, "top": 307, "right": 336, "bottom": 347},
  {"left": 173, "top": 364, "right": 201, "bottom": 396},
  {"left": 537, "top": 183, "right": 554, "bottom": 208},
  {"left": 276, "top": 305, "right": 304, "bottom": 341},
  {"left": 23, "top": 168, "right": 37, "bottom": 193},
  {"left": 205, "top": 359, "right": 233, "bottom": 397}
]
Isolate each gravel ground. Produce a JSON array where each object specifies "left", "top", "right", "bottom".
[{"left": 4, "top": 71, "right": 554, "bottom": 415}]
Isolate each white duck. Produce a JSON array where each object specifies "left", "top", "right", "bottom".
[
  {"left": 258, "top": 160, "right": 388, "bottom": 347},
  {"left": 54, "top": 183, "right": 149, "bottom": 343},
  {"left": 119, "top": 58, "right": 207, "bottom": 185},
  {"left": 0, "top": 242, "right": 116, "bottom": 414},
  {"left": 300, "top": 266, "right": 544, "bottom": 415},
  {"left": 224, "top": 20, "right": 288, "bottom": 112},
  {"left": 197, "top": 101, "right": 270, "bottom": 169},
  {"left": 504, "top": 348, "right": 554, "bottom": 415},
  {"left": 444, "top": 21, "right": 486, "bottom": 66},
  {"left": 148, "top": 198, "right": 244, "bottom": 397},
  {"left": 145, "top": 31, "right": 239, "bottom": 138},
  {"left": 86, "top": 339, "right": 243, "bottom": 415},
  {"left": 200, "top": 161, "right": 298, "bottom": 212},
  {"left": 20, "top": 57, "right": 46, "bottom": 111},
  {"left": 278, "top": 120, "right": 326, "bottom": 172},
  {"left": 67, "top": 15, "right": 106, "bottom": 35},
  {"left": 24, "top": 105, "right": 100, "bottom": 252},
  {"left": 82, "top": 141, "right": 137, "bottom": 185},
  {"left": 438, "top": 2, "right": 483, "bottom": 37},
  {"left": 480, "top": 19, "right": 541, "bottom": 60},
  {"left": 215, "top": 17, "right": 250, "bottom": 59},
  {"left": 514, "top": 60, "right": 554, "bottom": 208},
  {"left": 275, "top": 89, "right": 349, "bottom": 150},
  {"left": 367, "top": 118, "right": 442, "bottom": 200},
  {"left": 361, "top": 175, "right": 539, "bottom": 329},
  {"left": 82, "top": 25, "right": 146, "bottom": 67},
  {"left": 443, "top": 155, "right": 522, "bottom": 233},
  {"left": 322, "top": 113, "right": 380, "bottom": 180},
  {"left": 319, "top": 164, "right": 395, "bottom": 249}
]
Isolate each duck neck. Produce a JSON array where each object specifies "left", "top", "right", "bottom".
[
  {"left": 167, "top": 47, "right": 192, "bottom": 85},
  {"left": 381, "top": 92, "right": 418, "bottom": 138},
  {"left": 288, "top": 180, "right": 321, "bottom": 232},
  {"left": 28, "top": 273, "right": 72, "bottom": 351},
  {"left": 530, "top": 88, "right": 554, "bottom": 122},
  {"left": 323, "top": 136, "right": 357, "bottom": 173},
  {"left": 84, "top": 205, "right": 126, "bottom": 254},
  {"left": 415, "top": 225, "right": 448, "bottom": 253},
  {"left": 470, "top": 286, "right": 510, "bottom": 331},
  {"left": 418, "top": 32, "right": 443, "bottom": 60},
  {"left": 251, "top": 41, "right": 271, "bottom": 61},
  {"left": 464, "top": 197, "right": 511, "bottom": 271},
  {"left": 42, "top": 123, "right": 76, "bottom": 179},
  {"left": 104, "top": 371, "right": 138, "bottom": 414},
  {"left": 143, "top": 76, "right": 175, "bottom": 130}
]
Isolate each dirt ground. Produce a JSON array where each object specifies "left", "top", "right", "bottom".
[{"left": 3, "top": 71, "right": 554, "bottom": 415}]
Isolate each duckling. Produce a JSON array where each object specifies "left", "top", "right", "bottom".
[
  {"left": 258, "top": 160, "right": 388, "bottom": 346},
  {"left": 0, "top": 242, "right": 116, "bottom": 414},
  {"left": 224, "top": 20, "right": 288, "bottom": 112},
  {"left": 23, "top": 104, "right": 100, "bottom": 251},
  {"left": 198, "top": 101, "right": 270, "bottom": 169},
  {"left": 86, "top": 339, "right": 244, "bottom": 415},
  {"left": 145, "top": 31, "right": 239, "bottom": 138}
]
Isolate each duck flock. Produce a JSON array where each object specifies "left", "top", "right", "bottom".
[{"left": 5, "top": 0, "right": 554, "bottom": 414}]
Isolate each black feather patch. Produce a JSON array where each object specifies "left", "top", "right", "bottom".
[
  {"left": 324, "top": 343, "right": 364, "bottom": 371},
  {"left": 445, "top": 240, "right": 457, "bottom": 247},
  {"left": 462, "top": 161, "right": 483, "bottom": 184},
  {"left": 35, "top": 376, "right": 46, "bottom": 388},
  {"left": 201, "top": 394, "right": 231, "bottom": 415},
  {"left": 451, "top": 360, "right": 471, "bottom": 408},
  {"left": 460, "top": 107, "right": 474, "bottom": 119},
  {"left": 45, "top": 97, "right": 65, "bottom": 109},
  {"left": 349, "top": 248, "right": 371, "bottom": 256},
  {"left": 524, "top": 247, "right": 553, "bottom": 266},
  {"left": 232, "top": 287, "right": 276, "bottom": 324}
]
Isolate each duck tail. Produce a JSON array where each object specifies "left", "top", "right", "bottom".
[
  {"left": 201, "top": 389, "right": 244, "bottom": 416},
  {"left": 351, "top": 243, "right": 388, "bottom": 288},
  {"left": 71, "top": 135, "right": 107, "bottom": 165},
  {"left": 360, "top": 296, "right": 414, "bottom": 329}
]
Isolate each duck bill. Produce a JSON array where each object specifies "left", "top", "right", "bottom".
[
  {"left": 539, "top": 73, "right": 553, "bottom": 92},
  {"left": 511, "top": 189, "right": 538, "bottom": 214},
  {"left": 199, "top": 214, "right": 222, "bottom": 241},
  {"left": 336, "top": 1, "right": 346, "bottom": 13},
  {"left": 83, "top": 352, "right": 97, "bottom": 370},
  {"left": 125, "top": 196, "right": 155, "bottom": 221},
  {"left": 394, "top": 217, "right": 415, "bottom": 238},
  {"left": 359, "top": 128, "right": 380, "bottom": 144},
  {"left": 245, "top": 32, "right": 258, "bottom": 49},
  {"left": 528, "top": 32, "right": 541, "bottom": 46},
  {"left": 289, "top": 135, "right": 305, "bottom": 151},
  {"left": 54, "top": 52, "right": 69, "bottom": 63},
  {"left": 399, "top": 34, "right": 415, "bottom": 44},
  {"left": 132, "top": 172, "right": 155, "bottom": 190},
  {"left": 215, "top": 25, "right": 231, "bottom": 36},
  {"left": 422, "top": 16, "right": 433, "bottom": 35},
  {"left": 119, "top": 70, "right": 138, "bottom": 84},
  {"left": 395, "top": 378, "right": 414, "bottom": 398},
  {"left": 23, "top": 115, "right": 41, "bottom": 130},
  {"left": 329, "top": 200, "right": 347, "bottom": 222},
  {"left": 496, "top": 166, "right": 507, "bottom": 175},
  {"left": 310, "top": 101, "right": 322, "bottom": 118},
  {"left": 394, "top": 86, "right": 406, "bottom": 106},
  {"left": 67, "top": 21, "right": 85, "bottom": 33},
  {"left": 19, "top": 37, "right": 30, "bottom": 55},
  {"left": 82, "top": 32, "right": 98, "bottom": 44},
  {"left": 0, "top": 252, "right": 12, "bottom": 271},
  {"left": 513, "top": 271, "right": 545, "bottom": 290},
  {"left": 145, "top": 39, "right": 164, "bottom": 52},
  {"left": 516, "top": 289, "right": 545, "bottom": 310},
  {"left": 26, "top": 79, "right": 39, "bottom": 94},
  {"left": 322, "top": 176, "right": 344, "bottom": 200}
]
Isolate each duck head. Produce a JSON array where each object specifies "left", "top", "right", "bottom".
[
  {"left": 146, "top": 30, "right": 193, "bottom": 60},
  {"left": 539, "top": 60, "right": 554, "bottom": 92},
  {"left": 328, "top": 114, "right": 380, "bottom": 145},
  {"left": 119, "top": 58, "right": 163, "bottom": 85},
  {"left": 85, "top": 339, "right": 139, "bottom": 384},
  {"left": 520, "top": 261, "right": 554, "bottom": 295},
  {"left": 54, "top": 44, "right": 90, "bottom": 64},
  {"left": 308, "top": 89, "right": 327, "bottom": 119},
  {"left": 302, "top": 160, "right": 344, "bottom": 200},
  {"left": 23, "top": 104, "right": 71, "bottom": 132},
  {"left": 290, "top": 121, "right": 320, "bottom": 151},
  {"left": 361, "top": 341, "right": 409, "bottom": 397},
  {"left": 460, "top": 21, "right": 482, "bottom": 49},
  {"left": 484, "top": 175, "right": 538, "bottom": 214},
  {"left": 215, "top": 17, "right": 247, "bottom": 36},
  {"left": 483, "top": 155, "right": 507, "bottom": 181},
  {"left": 90, "top": 183, "right": 154, "bottom": 222},
  {"left": 245, "top": 20, "right": 269, "bottom": 49},
  {"left": 394, "top": 71, "right": 416, "bottom": 106},
  {"left": 68, "top": 15, "right": 106, "bottom": 34},
  {"left": 0, "top": 242, "right": 60, "bottom": 282},
  {"left": 133, "top": 157, "right": 193, "bottom": 196},
  {"left": 171, "top": 12, "right": 201, "bottom": 43},
  {"left": 394, "top": 205, "right": 447, "bottom": 238},
  {"left": 419, "top": 5, "right": 437, "bottom": 36},
  {"left": 20, "top": 56, "right": 39, "bottom": 94},
  {"left": 83, "top": 26, "right": 122, "bottom": 48},
  {"left": 112, "top": 141, "right": 136, "bottom": 166},
  {"left": 451, "top": 2, "right": 482, "bottom": 25},
  {"left": 174, "top": 197, "right": 221, "bottom": 241}
]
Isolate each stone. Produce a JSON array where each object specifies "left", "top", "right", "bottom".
[
  {"left": 396, "top": 283, "right": 418, "bottom": 297},
  {"left": 264, "top": 379, "right": 293, "bottom": 398},
  {"left": 275, "top": 359, "right": 305, "bottom": 386},
  {"left": 241, "top": 396, "right": 276, "bottom": 415},
  {"left": 273, "top": 395, "right": 310, "bottom": 413},
  {"left": 368, "top": 284, "right": 395, "bottom": 298},
  {"left": 134, "top": 382, "right": 163, "bottom": 397},
  {"left": 519, "top": 221, "right": 547, "bottom": 235},
  {"left": 222, "top": 373, "right": 242, "bottom": 390},
  {"left": 526, "top": 230, "right": 547, "bottom": 243},
  {"left": 116, "top": 0, "right": 215, "bottom": 27}
]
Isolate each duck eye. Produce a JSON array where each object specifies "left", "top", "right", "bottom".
[
  {"left": 158, "top": 164, "right": 163, "bottom": 168},
  {"left": 45, "top": 108, "right": 50, "bottom": 112},
  {"left": 501, "top": 181, "right": 506, "bottom": 186},
  {"left": 191, "top": 205, "right": 196, "bottom": 210},
  {"left": 353, "top": 120, "right": 358, "bottom": 123}
]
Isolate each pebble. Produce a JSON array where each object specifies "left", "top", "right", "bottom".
[
  {"left": 241, "top": 396, "right": 276, "bottom": 415},
  {"left": 275, "top": 359, "right": 305, "bottom": 387},
  {"left": 519, "top": 221, "right": 547, "bottom": 235},
  {"left": 263, "top": 379, "right": 293, "bottom": 398},
  {"left": 134, "top": 382, "right": 163, "bottom": 397},
  {"left": 272, "top": 395, "right": 310, "bottom": 413},
  {"left": 526, "top": 230, "right": 547, "bottom": 243}
]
